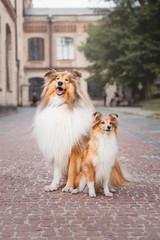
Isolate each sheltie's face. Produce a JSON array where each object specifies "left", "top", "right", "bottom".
[
  {"left": 92, "top": 112, "right": 118, "bottom": 135},
  {"left": 42, "top": 69, "right": 82, "bottom": 106}
]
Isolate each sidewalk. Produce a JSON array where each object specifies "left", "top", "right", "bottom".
[{"left": 0, "top": 107, "right": 160, "bottom": 240}]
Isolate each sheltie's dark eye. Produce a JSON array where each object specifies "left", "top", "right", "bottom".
[
  {"left": 57, "top": 77, "right": 59, "bottom": 80},
  {"left": 109, "top": 122, "right": 112, "bottom": 125},
  {"left": 65, "top": 79, "right": 69, "bottom": 82},
  {"left": 101, "top": 121, "right": 105, "bottom": 124}
]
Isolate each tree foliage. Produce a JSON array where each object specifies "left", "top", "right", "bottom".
[{"left": 80, "top": 0, "right": 160, "bottom": 98}]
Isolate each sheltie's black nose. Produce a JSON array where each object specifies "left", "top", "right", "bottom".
[
  {"left": 107, "top": 126, "right": 111, "bottom": 130},
  {"left": 58, "top": 81, "right": 63, "bottom": 86}
]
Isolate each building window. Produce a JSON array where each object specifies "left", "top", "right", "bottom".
[
  {"left": 28, "top": 38, "right": 44, "bottom": 60},
  {"left": 57, "top": 37, "right": 74, "bottom": 60},
  {"left": 6, "top": 24, "right": 12, "bottom": 91}
]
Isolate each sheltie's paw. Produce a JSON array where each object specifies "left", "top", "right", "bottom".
[
  {"left": 44, "top": 184, "right": 59, "bottom": 192},
  {"left": 110, "top": 188, "right": 116, "bottom": 193},
  {"left": 72, "top": 189, "right": 79, "bottom": 194},
  {"left": 104, "top": 190, "right": 113, "bottom": 197},
  {"left": 62, "top": 185, "right": 73, "bottom": 193},
  {"left": 89, "top": 190, "right": 96, "bottom": 198}
]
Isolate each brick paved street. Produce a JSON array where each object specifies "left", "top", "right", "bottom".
[{"left": 0, "top": 107, "right": 160, "bottom": 240}]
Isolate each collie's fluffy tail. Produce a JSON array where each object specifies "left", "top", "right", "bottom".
[{"left": 110, "top": 160, "right": 131, "bottom": 187}]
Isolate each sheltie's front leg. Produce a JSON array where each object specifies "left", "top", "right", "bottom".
[
  {"left": 62, "top": 150, "right": 80, "bottom": 193},
  {"left": 87, "top": 165, "right": 96, "bottom": 198},
  {"left": 44, "top": 165, "right": 62, "bottom": 192},
  {"left": 103, "top": 171, "right": 113, "bottom": 197}
]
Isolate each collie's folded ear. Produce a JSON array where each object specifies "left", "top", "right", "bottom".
[
  {"left": 109, "top": 113, "right": 118, "bottom": 119},
  {"left": 71, "top": 70, "right": 82, "bottom": 79},
  {"left": 44, "top": 69, "right": 57, "bottom": 78},
  {"left": 92, "top": 112, "right": 102, "bottom": 129},
  {"left": 109, "top": 113, "right": 118, "bottom": 127},
  {"left": 93, "top": 112, "right": 102, "bottom": 120}
]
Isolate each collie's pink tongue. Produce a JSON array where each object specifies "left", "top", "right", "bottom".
[{"left": 56, "top": 88, "right": 64, "bottom": 95}]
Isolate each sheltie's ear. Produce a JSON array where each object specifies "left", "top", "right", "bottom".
[
  {"left": 109, "top": 113, "right": 118, "bottom": 119},
  {"left": 93, "top": 112, "right": 102, "bottom": 120},
  {"left": 44, "top": 69, "right": 58, "bottom": 81},
  {"left": 109, "top": 113, "right": 118, "bottom": 127},
  {"left": 92, "top": 112, "right": 102, "bottom": 129},
  {"left": 70, "top": 70, "right": 82, "bottom": 79}
]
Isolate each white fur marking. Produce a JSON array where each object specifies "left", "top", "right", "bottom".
[
  {"left": 93, "top": 133, "right": 118, "bottom": 196},
  {"left": 72, "top": 189, "right": 79, "bottom": 194},
  {"left": 44, "top": 166, "right": 62, "bottom": 191},
  {"left": 34, "top": 102, "right": 93, "bottom": 178},
  {"left": 88, "top": 181, "right": 96, "bottom": 198},
  {"left": 62, "top": 186, "right": 73, "bottom": 193}
]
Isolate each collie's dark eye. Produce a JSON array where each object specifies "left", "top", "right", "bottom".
[
  {"left": 101, "top": 121, "right": 105, "bottom": 124},
  {"left": 56, "top": 77, "right": 59, "bottom": 80},
  {"left": 109, "top": 122, "right": 112, "bottom": 125},
  {"left": 65, "top": 79, "right": 69, "bottom": 82}
]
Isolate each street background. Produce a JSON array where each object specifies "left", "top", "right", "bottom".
[{"left": 0, "top": 106, "right": 160, "bottom": 240}]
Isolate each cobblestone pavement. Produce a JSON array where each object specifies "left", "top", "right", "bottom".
[{"left": 0, "top": 107, "right": 160, "bottom": 240}]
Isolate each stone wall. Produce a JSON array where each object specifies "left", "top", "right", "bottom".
[
  {"left": 0, "top": 0, "right": 17, "bottom": 108},
  {"left": 0, "top": 0, "right": 24, "bottom": 110}
]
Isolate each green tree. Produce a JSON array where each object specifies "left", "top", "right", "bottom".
[{"left": 81, "top": 0, "right": 160, "bottom": 99}]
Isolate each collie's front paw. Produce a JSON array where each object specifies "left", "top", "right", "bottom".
[
  {"left": 44, "top": 184, "right": 59, "bottom": 192},
  {"left": 104, "top": 191, "right": 113, "bottom": 197},
  {"left": 110, "top": 188, "right": 116, "bottom": 193},
  {"left": 89, "top": 190, "right": 96, "bottom": 198},
  {"left": 72, "top": 189, "right": 79, "bottom": 194},
  {"left": 62, "top": 185, "right": 73, "bottom": 193}
]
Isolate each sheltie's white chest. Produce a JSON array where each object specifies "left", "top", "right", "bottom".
[
  {"left": 34, "top": 100, "right": 92, "bottom": 174},
  {"left": 93, "top": 133, "right": 118, "bottom": 185}
]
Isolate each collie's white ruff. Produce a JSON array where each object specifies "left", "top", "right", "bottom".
[{"left": 34, "top": 96, "right": 93, "bottom": 191}]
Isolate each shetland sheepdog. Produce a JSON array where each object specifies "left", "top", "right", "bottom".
[
  {"left": 34, "top": 69, "right": 129, "bottom": 193},
  {"left": 73, "top": 112, "right": 129, "bottom": 197},
  {"left": 34, "top": 69, "right": 93, "bottom": 192}
]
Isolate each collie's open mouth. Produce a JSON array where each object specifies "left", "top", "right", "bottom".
[
  {"left": 104, "top": 129, "right": 111, "bottom": 133},
  {"left": 56, "top": 87, "right": 66, "bottom": 96}
]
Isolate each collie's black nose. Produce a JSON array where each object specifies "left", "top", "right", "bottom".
[
  {"left": 58, "top": 81, "right": 63, "bottom": 86},
  {"left": 107, "top": 126, "right": 111, "bottom": 130}
]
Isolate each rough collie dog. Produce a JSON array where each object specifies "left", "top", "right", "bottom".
[
  {"left": 34, "top": 69, "right": 93, "bottom": 192},
  {"left": 73, "top": 112, "right": 129, "bottom": 197}
]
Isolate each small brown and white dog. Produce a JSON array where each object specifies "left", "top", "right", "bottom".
[
  {"left": 73, "top": 112, "right": 129, "bottom": 197},
  {"left": 34, "top": 69, "right": 129, "bottom": 194}
]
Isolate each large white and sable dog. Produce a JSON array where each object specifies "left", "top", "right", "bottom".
[{"left": 34, "top": 69, "right": 93, "bottom": 192}]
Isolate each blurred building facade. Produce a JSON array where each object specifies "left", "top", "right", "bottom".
[
  {"left": 0, "top": 0, "right": 130, "bottom": 111},
  {"left": 0, "top": 0, "right": 24, "bottom": 111},
  {"left": 0, "top": 0, "right": 102, "bottom": 109},
  {"left": 22, "top": 7, "right": 101, "bottom": 105},
  {"left": 0, "top": 1, "right": 159, "bottom": 111}
]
